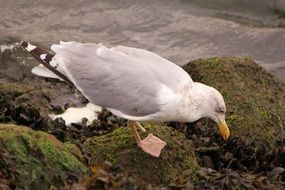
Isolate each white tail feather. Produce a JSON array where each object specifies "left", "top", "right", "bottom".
[{"left": 31, "top": 64, "right": 64, "bottom": 81}]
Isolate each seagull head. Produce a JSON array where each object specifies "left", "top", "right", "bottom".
[{"left": 193, "top": 83, "right": 230, "bottom": 140}]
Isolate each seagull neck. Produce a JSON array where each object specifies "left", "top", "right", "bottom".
[
  {"left": 181, "top": 82, "right": 212, "bottom": 122},
  {"left": 174, "top": 82, "right": 204, "bottom": 122}
]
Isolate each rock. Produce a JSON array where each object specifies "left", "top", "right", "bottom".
[
  {"left": 224, "top": 152, "right": 234, "bottom": 161},
  {"left": 82, "top": 123, "right": 198, "bottom": 185},
  {"left": 0, "top": 81, "right": 54, "bottom": 128},
  {"left": 271, "top": 167, "right": 285, "bottom": 180},
  {"left": 179, "top": 57, "right": 285, "bottom": 173},
  {"left": 0, "top": 124, "right": 87, "bottom": 189},
  {"left": 199, "top": 137, "right": 211, "bottom": 146},
  {"left": 183, "top": 57, "right": 285, "bottom": 146},
  {"left": 71, "top": 161, "right": 143, "bottom": 190},
  {"left": 2, "top": 46, "right": 285, "bottom": 189},
  {"left": 200, "top": 156, "right": 214, "bottom": 169},
  {"left": 106, "top": 116, "right": 117, "bottom": 124}
]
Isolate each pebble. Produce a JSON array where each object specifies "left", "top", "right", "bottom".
[
  {"left": 224, "top": 152, "right": 234, "bottom": 161},
  {"left": 271, "top": 167, "right": 285, "bottom": 178},
  {"left": 106, "top": 116, "right": 117, "bottom": 124},
  {"left": 201, "top": 156, "right": 214, "bottom": 169},
  {"left": 199, "top": 137, "right": 211, "bottom": 146}
]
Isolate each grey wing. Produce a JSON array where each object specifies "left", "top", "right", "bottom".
[
  {"left": 51, "top": 42, "right": 178, "bottom": 117},
  {"left": 111, "top": 45, "right": 193, "bottom": 89}
]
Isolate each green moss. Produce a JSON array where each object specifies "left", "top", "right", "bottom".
[
  {"left": 0, "top": 124, "right": 87, "bottom": 189},
  {"left": 83, "top": 123, "right": 198, "bottom": 185},
  {"left": 63, "top": 142, "right": 85, "bottom": 162},
  {"left": 183, "top": 56, "right": 285, "bottom": 147},
  {"left": 0, "top": 81, "right": 30, "bottom": 94}
]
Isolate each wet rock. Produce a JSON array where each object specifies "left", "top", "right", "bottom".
[
  {"left": 51, "top": 104, "right": 64, "bottom": 114},
  {"left": 41, "top": 108, "right": 128, "bottom": 142},
  {"left": 15, "top": 103, "right": 42, "bottom": 127},
  {"left": 224, "top": 152, "right": 234, "bottom": 161},
  {"left": 200, "top": 156, "right": 214, "bottom": 169},
  {"left": 106, "top": 116, "right": 117, "bottom": 124}
]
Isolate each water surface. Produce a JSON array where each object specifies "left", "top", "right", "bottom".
[{"left": 0, "top": 0, "right": 284, "bottom": 81}]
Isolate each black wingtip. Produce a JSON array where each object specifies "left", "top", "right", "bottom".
[
  {"left": 21, "top": 41, "right": 74, "bottom": 87},
  {"left": 20, "top": 41, "right": 28, "bottom": 48}
]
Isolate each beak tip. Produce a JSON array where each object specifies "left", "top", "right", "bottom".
[
  {"left": 218, "top": 122, "right": 230, "bottom": 140},
  {"left": 222, "top": 133, "right": 230, "bottom": 140}
]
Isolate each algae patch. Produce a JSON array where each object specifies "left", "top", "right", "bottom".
[
  {"left": 183, "top": 56, "right": 285, "bottom": 146},
  {"left": 82, "top": 123, "right": 198, "bottom": 185},
  {"left": 0, "top": 124, "right": 87, "bottom": 189}
]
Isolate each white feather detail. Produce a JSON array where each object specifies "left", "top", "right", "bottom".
[
  {"left": 26, "top": 43, "right": 37, "bottom": 52},
  {"left": 40, "top": 54, "right": 47, "bottom": 60},
  {"left": 31, "top": 64, "right": 64, "bottom": 81}
]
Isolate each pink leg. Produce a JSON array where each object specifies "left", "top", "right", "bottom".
[
  {"left": 128, "top": 121, "right": 167, "bottom": 157},
  {"left": 128, "top": 121, "right": 142, "bottom": 147},
  {"left": 134, "top": 121, "right": 146, "bottom": 132}
]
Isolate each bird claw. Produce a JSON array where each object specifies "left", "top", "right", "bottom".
[{"left": 139, "top": 133, "right": 167, "bottom": 157}]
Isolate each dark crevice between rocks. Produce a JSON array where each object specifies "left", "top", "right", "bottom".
[{"left": 43, "top": 109, "right": 127, "bottom": 143}]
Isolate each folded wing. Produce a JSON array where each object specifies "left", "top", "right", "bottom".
[{"left": 51, "top": 41, "right": 189, "bottom": 117}]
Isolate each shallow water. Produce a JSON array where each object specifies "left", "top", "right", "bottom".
[
  {"left": 0, "top": 0, "right": 284, "bottom": 81},
  {"left": 186, "top": 0, "right": 285, "bottom": 27}
]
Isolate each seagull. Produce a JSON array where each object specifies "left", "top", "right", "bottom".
[{"left": 21, "top": 41, "right": 230, "bottom": 157}]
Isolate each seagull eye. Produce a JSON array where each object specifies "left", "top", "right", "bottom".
[{"left": 217, "top": 107, "right": 226, "bottom": 113}]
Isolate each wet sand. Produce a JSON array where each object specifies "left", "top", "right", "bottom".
[{"left": 0, "top": 0, "right": 285, "bottom": 81}]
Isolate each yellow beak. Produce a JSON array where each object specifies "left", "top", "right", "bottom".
[{"left": 218, "top": 121, "right": 230, "bottom": 140}]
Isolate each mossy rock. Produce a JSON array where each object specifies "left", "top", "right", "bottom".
[
  {"left": 82, "top": 123, "right": 198, "bottom": 185},
  {"left": 0, "top": 124, "right": 87, "bottom": 189},
  {"left": 183, "top": 57, "right": 285, "bottom": 146},
  {"left": 0, "top": 81, "right": 52, "bottom": 124}
]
